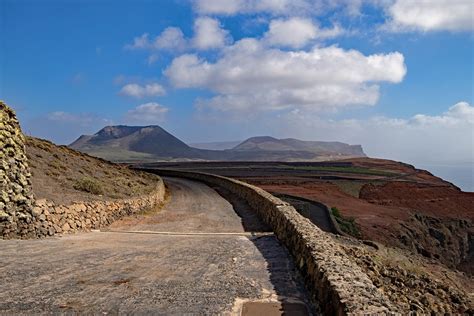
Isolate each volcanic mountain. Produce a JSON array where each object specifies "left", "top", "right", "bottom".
[{"left": 69, "top": 125, "right": 366, "bottom": 162}]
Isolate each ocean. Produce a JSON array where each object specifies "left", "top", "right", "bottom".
[{"left": 417, "top": 163, "right": 474, "bottom": 192}]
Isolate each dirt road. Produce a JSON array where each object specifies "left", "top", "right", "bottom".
[{"left": 0, "top": 177, "right": 313, "bottom": 315}]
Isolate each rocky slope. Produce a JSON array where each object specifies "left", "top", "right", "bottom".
[
  {"left": 335, "top": 236, "right": 473, "bottom": 314},
  {"left": 359, "top": 181, "right": 474, "bottom": 274}
]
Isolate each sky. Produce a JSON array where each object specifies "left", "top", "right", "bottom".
[{"left": 1, "top": 0, "right": 473, "bottom": 184}]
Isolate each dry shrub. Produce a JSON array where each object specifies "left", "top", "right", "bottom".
[{"left": 73, "top": 177, "right": 104, "bottom": 195}]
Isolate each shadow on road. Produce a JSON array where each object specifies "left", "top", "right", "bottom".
[
  {"left": 212, "top": 186, "right": 272, "bottom": 233},
  {"left": 212, "top": 185, "right": 316, "bottom": 314}
]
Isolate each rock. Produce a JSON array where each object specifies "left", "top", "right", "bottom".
[
  {"left": 61, "top": 223, "right": 70, "bottom": 232},
  {"left": 0, "top": 210, "right": 10, "bottom": 221},
  {"left": 31, "top": 207, "right": 42, "bottom": 217},
  {"left": 53, "top": 225, "right": 62, "bottom": 233}
]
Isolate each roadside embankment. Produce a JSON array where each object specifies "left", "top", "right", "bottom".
[
  {"left": 21, "top": 182, "right": 165, "bottom": 238},
  {"left": 0, "top": 101, "right": 166, "bottom": 239},
  {"left": 140, "top": 168, "right": 398, "bottom": 315}
]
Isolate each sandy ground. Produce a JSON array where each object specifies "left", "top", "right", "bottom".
[
  {"left": 0, "top": 177, "right": 313, "bottom": 315},
  {"left": 108, "top": 177, "right": 270, "bottom": 233}
]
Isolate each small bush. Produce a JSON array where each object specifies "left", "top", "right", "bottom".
[
  {"left": 73, "top": 177, "right": 104, "bottom": 195},
  {"left": 331, "top": 206, "right": 361, "bottom": 238}
]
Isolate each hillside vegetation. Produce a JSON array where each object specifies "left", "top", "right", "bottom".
[{"left": 26, "top": 137, "right": 159, "bottom": 205}]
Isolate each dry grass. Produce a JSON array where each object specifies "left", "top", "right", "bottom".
[{"left": 26, "top": 137, "right": 160, "bottom": 204}]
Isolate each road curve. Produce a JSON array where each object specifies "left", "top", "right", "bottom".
[
  {"left": 0, "top": 177, "right": 314, "bottom": 315},
  {"left": 108, "top": 177, "right": 268, "bottom": 233}
]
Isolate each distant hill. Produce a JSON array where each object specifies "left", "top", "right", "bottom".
[
  {"left": 69, "top": 125, "right": 218, "bottom": 161},
  {"left": 69, "top": 125, "right": 366, "bottom": 162},
  {"left": 233, "top": 136, "right": 365, "bottom": 157},
  {"left": 190, "top": 141, "right": 242, "bottom": 151}
]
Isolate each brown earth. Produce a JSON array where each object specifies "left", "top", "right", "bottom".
[
  {"left": 359, "top": 181, "right": 473, "bottom": 219},
  {"left": 257, "top": 182, "right": 473, "bottom": 274},
  {"left": 257, "top": 181, "right": 410, "bottom": 245},
  {"left": 26, "top": 137, "right": 160, "bottom": 205}
]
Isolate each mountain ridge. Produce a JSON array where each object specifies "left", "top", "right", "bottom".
[{"left": 69, "top": 125, "right": 366, "bottom": 162}]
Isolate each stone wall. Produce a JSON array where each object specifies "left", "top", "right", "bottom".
[
  {"left": 0, "top": 101, "right": 35, "bottom": 237},
  {"left": 26, "top": 182, "right": 165, "bottom": 238},
  {"left": 274, "top": 192, "right": 348, "bottom": 236},
  {"left": 143, "top": 168, "right": 398, "bottom": 315},
  {"left": 0, "top": 102, "right": 166, "bottom": 239}
]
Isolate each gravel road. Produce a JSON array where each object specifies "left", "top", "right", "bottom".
[{"left": 0, "top": 177, "right": 314, "bottom": 315}]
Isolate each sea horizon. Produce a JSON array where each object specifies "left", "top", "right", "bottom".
[{"left": 417, "top": 162, "right": 474, "bottom": 192}]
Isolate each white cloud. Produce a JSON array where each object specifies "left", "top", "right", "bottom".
[
  {"left": 410, "top": 101, "right": 474, "bottom": 125},
  {"left": 147, "top": 54, "right": 159, "bottom": 65},
  {"left": 263, "top": 17, "right": 343, "bottom": 48},
  {"left": 119, "top": 83, "right": 166, "bottom": 98},
  {"left": 385, "top": 0, "right": 474, "bottom": 32},
  {"left": 270, "top": 102, "right": 474, "bottom": 165},
  {"left": 252, "top": 0, "right": 311, "bottom": 15},
  {"left": 193, "top": 0, "right": 311, "bottom": 15},
  {"left": 194, "top": 0, "right": 245, "bottom": 15},
  {"left": 126, "top": 18, "right": 231, "bottom": 54},
  {"left": 192, "top": 17, "right": 231, "bottom": 50},
  {"left": 154, "top": 27, "right": 187, "bottom": 50},
  {"left": 166, "top": 39, "right": 406, "bottom": 113},
  {"left": 264, "top": 18, "right": 316, "bottom": 47},
  {"left": 126, "top": 33, "right": 151, "bottom": 50},
  {"left": 125, "top": 103, "right": 169, "bottom": 124},
  {"left": 126, "top": 27, "right": 187, "bottom": 51}
]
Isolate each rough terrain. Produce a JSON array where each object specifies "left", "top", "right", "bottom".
[
  {"left": 335, "top": 236, "right": 473, "bottom": 314},
  {"left": 26, "top": 137, "right": 160, "bottom": 204},
  {"left": 140, "top": 160, "right": 473, "bottom": 276},
  {"left": 0, "top": 177, "right": 313, "bottom": 315}
]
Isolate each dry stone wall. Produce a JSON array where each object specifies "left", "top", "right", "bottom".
[
  {"left": 144, "top": 168, "right": 398, "bottom": 315},
  {"left": 0, "top": 101, "right": 35, "bottom": 237},
  {"left": 0, "top": 102, "right": 166, "bottom": 239},
  {"left": 28, "top": 183, "right": 165, "bottom": 238}
]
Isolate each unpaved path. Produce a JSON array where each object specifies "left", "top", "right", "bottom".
[
  {"left": 0, "top": 177, "right": 313, "bottom": 315},
  {"left": 107, "top": 177, "right": 269, "bottom": 233}
]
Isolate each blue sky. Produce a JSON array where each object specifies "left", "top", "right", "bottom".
[{"left": 1, "top": 1, "right": 473, "bottom": 169}]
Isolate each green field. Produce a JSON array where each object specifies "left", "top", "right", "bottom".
[{"left": 280, "top": 165, "right": 399, "bottom": 177}]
